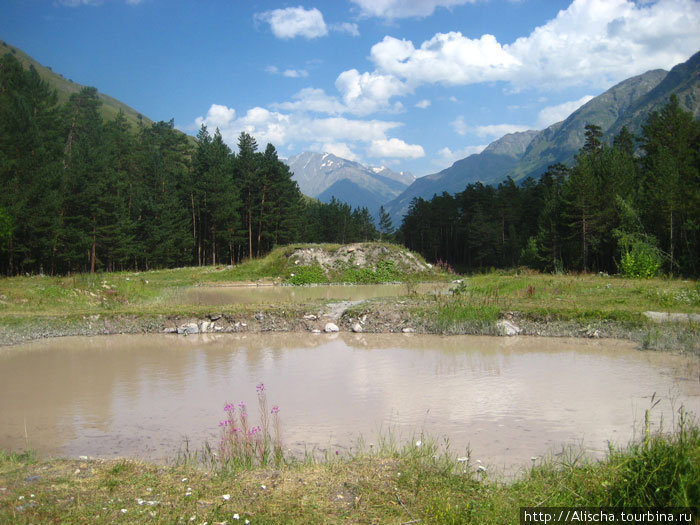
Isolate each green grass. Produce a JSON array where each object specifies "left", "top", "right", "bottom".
[
  {"left": 1, "top": 420, "right": 698, "bottom": 524},
  {"left": 1, "top": 246, "right": 699, "bottom": 352}
]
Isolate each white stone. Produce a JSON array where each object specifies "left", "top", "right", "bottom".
[
  {"left": 351, "top": 323, "right": 363, "bottom": 333},
  {"left": 497, "top": 319, "right": 521, "bottom": 336},
  {"left": 177, "top": 323, "right": 199, "bottom": 335},
  {"left": 324, "top": 323, "right": 339, "bottom": 333},
  {"left": 402, "top": 327, "right": 415, "bottom": 333}
]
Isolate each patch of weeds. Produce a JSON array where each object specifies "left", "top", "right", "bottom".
[
  {"left": 0, "top": 449, "right": 35, "bottom": 464},
  {"left": 603, "top": 409, "right": 700, "bottom": 506},
  {"left": 423, "top": 494, "right": 472, "bottom": 524},
  {"left": 285, "top": 265, "right": 328, "bottom": 285},
  {"left": 340, "top": 260, "right": 403, "bottom": 284}
]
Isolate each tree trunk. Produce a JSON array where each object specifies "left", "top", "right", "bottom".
[
  {"left": 257, "top": 187, "right": 266, "bottom": 258},
  {"left": 90, "top": 215, "right": 97, "bottom": 274}
]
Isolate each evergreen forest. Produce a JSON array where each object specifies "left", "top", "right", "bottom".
[
  {"left": 2, "top": 51, "right": 700, "bottom": 278},
  {"left": 0, "top": 53, "right": 379, "bottom": 275},
  {"left": 399, "top": 99, "right": 700, "bottom": 277}
]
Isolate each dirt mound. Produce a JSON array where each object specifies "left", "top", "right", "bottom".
[{"left": 286, "top": 243, "right": 432, "bottom": 274}]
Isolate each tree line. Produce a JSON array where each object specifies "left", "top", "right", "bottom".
[
  {"left": 0, "top": 53, "right": 383, "bottom": 275},
  {"left": 399, "top": 96, "right": 700, "bottom": 277}
]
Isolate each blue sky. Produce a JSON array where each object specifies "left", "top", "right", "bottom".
[{"left": 2, "top": 0, "right": 699, "bottom": 176}]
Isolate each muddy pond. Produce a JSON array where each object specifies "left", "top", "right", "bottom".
[
  {"left": 1, "top": 333, "right": 698, "bottom": 473},
  {"left": 176, "top": 282, "right": 451, "bottom": 305}
]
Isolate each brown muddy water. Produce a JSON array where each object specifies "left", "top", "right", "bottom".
[
  {"left": 179, "top": 282, "right": 451, "bottom": 305},
  {"left": 1, "top": 333, "right": 698, "bottom": 473}
]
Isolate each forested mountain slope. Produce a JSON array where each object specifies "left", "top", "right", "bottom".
[{"left": 1, "top": 40, "right": 152, "bottom": 129}]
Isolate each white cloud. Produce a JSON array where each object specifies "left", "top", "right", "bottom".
[
  {"left": 266, "top": 66, "right": 310, "bottom": 78},
  {"left": 415, "top": 99, "right": 431, "bottom": 109},
  {"left": 370, "top": 32, "right": 520, "bottom": 86},
  {"left": 349, "top": 0, "right": 476, "bottom": 18},
  {"left": 474, "top": 124, "right": 531, "bottom": 138},
  {"left": 450, "top": 116, "right": 468, "bottom": 135},
  {"left": 59, "top": 0, "right": 142, "bottom": 5},
  {"left": 194, "top": 103, "right": 404, "bottom": 153},
  {"left": 58, "top": 0, "right": 102, "bottom": 5},
  {"left": 330, "top": 22, "right": 360, "bottom": 36},
  {"left": 335, "top": 69, "right": 410, "bottom": 115},
  {"left": 271, "top": 88, "right": 346, "bottom": 115},
  {"left": 195, "top": 104, "right": 236, "bottom": 130},
  {"left": 314, "top": 142, "right": 361, "bottom": 161},
  {"left": 368, "top": 138, "right": 425, "bottom": 158},
  {"left": 283, "top": 69, "right": 309, "bottom": 78},
  {"left": 435, "top": 144, "right": 487, "bottom": 167},
  {"left": 358, "top": 0, "right": 700, "bottom": 95},
  {"left": 256, "top": 6, "right": 328, "bottom": 39},
  {"left": 536, "top": 95, "right": 595, "bottom": 128}
]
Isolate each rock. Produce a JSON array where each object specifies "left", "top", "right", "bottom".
[
  {"left": 177, "top": 323, "right": 199, "bottom": 335},
  {"left": 311, "top": 329, "right": 321, "bottom": 334},
  {"left": 162, "top": 327, "right": 177, "bottom": 334},
  {"left": 255, "top": 312, "right": 264, "bottom": 321},
  {"left": 402, "top": 327, "right": 415, "bottom": 333},
  {"left": 643, "top": 311, "right": 700, "bottom": 323},
  {"left": 497, "top": 319, "right": 521, "bottom": 336},
  {"left": 351, "top": 323, "right": 363, "bottom": 333},
  {"left": 200, "top": 321, "right": 211, "bottom": 333},
  {"left": 303, "top": 314, "right": 318, "bottom": 321},
  {"left": 324, "top": 323, "right": 339, "bottom": 333}
]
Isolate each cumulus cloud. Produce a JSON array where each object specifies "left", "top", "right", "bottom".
[
  {"left": 474, "top": 124, "right": 531, "bottom": 138},
  {"left": 313, "top": 142, "right": 361, "bottom": 161},
  {"left": 355, "top": 0, "right": 700, "bottom": 95},
  {"left": 335, "top": 69, "right": 410, "bottom": 115},
  {"left": 536, "top": 95, "right": 595, "bottom": 128},
  {"left": 435, "top": 144, "right": 487, "bottom": 167},
  {"left": 349, "top": 0, "right": 476, "bottom": 18},
  {"left": 415, "top": 99, "right": 431, "bottom": 109},
  {"left": 194, "top": 103, "right": 405, "bottom": 154},
  {"left": 256, "top": 6, "right": 328, "bottom": 39},
  {"left": 370, "top": 32, "right": 520, "bottom": 86},
  {"left": 368, "top": 138, "right": 425, "bottom": 158}
]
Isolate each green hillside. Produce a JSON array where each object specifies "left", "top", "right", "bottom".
[
  {"left": 506, "top": 68, "right": 668, "bottom": 182},
  {"left": 0, "top": 40, "right": 152, "bottom": 129}
]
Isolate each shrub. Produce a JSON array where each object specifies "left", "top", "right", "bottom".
[{"left": 619, "top": 242, "right": 663, "bottom": 278}]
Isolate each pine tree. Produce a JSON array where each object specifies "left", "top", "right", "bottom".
[{"left": 378, "top": 206, "right": 394, "bottom": 241}]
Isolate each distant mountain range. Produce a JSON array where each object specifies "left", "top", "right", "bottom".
[
  {"left": 285, "top": 152, "right": 415, "bottom": 214},
  {"left": 384, "top": 49, "right": 700, "bottom": 223},
  {"left": 6, "top": 40, "right": 698, "bottom": 226}
]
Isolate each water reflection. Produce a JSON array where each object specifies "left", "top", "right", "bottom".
[{"left": 0, "top": 333, "right": 697, "bottom": 472}]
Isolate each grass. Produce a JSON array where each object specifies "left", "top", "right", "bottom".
[
  {"left": 0, "top": 245, "right": 699, "bottom": 352},
  {"left": 2, "top": 419, "right": 698, "bottom": 524}
]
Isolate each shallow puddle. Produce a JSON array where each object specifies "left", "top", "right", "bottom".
[
  {"left": 177, "top": 282, "right": 450, "bottom": 305},
  {"left": 0, "top": 333, "right": 698, "bottom": 473}
]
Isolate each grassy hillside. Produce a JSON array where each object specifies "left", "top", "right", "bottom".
[{"left": 1, "top": 40, "right": 151, "bottom": 129}]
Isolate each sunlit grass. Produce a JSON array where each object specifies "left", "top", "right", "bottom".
[{"left": 2, "top": 417, "right": 698, "bottom": 524}]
